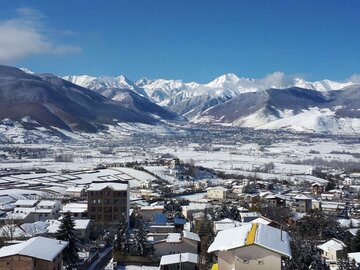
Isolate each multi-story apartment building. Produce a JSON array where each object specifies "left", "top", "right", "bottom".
[{"left": 87, "top": 181, "right": 129, "bottom": 225}]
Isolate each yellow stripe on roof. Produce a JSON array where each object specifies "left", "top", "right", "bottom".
[
  {"left": 211, "top": 263, "right": 218, "bottom": 270},
  {"left": 246, "top": 223, "right": 258, "bottom": 245}
]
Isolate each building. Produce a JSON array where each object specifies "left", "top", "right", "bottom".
[
  {"left": 65, "top": 186, "right": 86, "bottom": 198},
  {"left": 87, "top": 181, "right": 129, "bottom": 225},
  {"left": 140, "top": 205, "right": 164, "bottom": 223},
  {"left": 292, "top": 195, "right": 312, "bottom": 213},
  {"left": 265, "top": 195, "right": 286, "bottom": 208},
  {"left": 206, "top": 186, "right": 228, "bottom": 200},
  {"left": 154, "top": 230, "right": 200, "bottom": 258},
  {"left": 46, "top": 219, "right": 91, "bottom": 243},
  {"left": 159, "top": 253, "right": 199, "bottom": 270},
  {"left": 208, "top": 223, "right": 291, "bottom": 270},
  {"left": 318, "top": 238, "right": 346, "bottom": 263},
  {"left": 60, "top": 203, "right": 88, "bottom": 219},
  {"left": 311, "top": 183, "right": 325, "bottom": 195},
  {"left": 0, "top": 236, "right": 67, "bottom": 270},
  {"left": 35, "top": 201, "right": 61, "bottom": 221}
]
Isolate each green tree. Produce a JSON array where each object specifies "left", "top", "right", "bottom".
[
  {"left": 56, "top": 212, "right": 80, "bottom": 265},
  {"left": 351, "top": 229, "right": 360, "bottom": 252},
  {"left": 115, "top": 214, "right": 131, "bottom": 253},
  {"left": 131, "top": 222, "right": 153, "bottom": 256}
]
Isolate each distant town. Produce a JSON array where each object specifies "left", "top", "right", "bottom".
[{"left": 0, "top": 126, "right": 359, "bottom": 270}]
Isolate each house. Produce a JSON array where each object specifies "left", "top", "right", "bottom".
[
  {"left": 159, "top": 253, "right": 199, "bottom": 270},
  {"left": 214, "top": 218, "right": 241, "bottom": 233},
  {"left": 46, "top": 219, "right": 91, "bottom": 243},
  {"left": 182, "top": 203, "right": 214, "bottom": 220},
  {"left": 60, "top": 203, "right": 88, "bottom": 219},
  {"left": 34, "top": 201, "right": 61, "bottom": 221},
  {"left": 87, "top": 181, "right": 129, "bottom": 225},
  {"left": 311, "top": 183, "right": 325, "bottom": 195},
  {"left": 240, "top": 212, "right": 260, "bottom": 223},
  {"left": 207, "top": 187, "right": 228, "bottom": 200},
  {"left": 0, "top": 236, "right": 68, "bottom": 270},
  {"left": 318, "top": 238, "right": 346, "bottom": 263},
  {"left": 265, "top": 195, "right": 286, "bottom": 208},
  {"left": 208, "top": 223, "right": 291, "bottom": 270},
  {"left": 154, "top": 230, "right": 200, "bottom": 258},
  {"left": 140, "top": 205, "right": 164, "bottom": 223},
  {"left": 65, "top": 186, "right": 86, "bottom": 198},
  {"left": 348, "top": 252, "right": 360, "bottom": 265},
  {"left": 12, "top": 200, "right": 39, "bottom": 208},
  {"left": 292, "top": 195, "right": 312, "bottom": 213}
]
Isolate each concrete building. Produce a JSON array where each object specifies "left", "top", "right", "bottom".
[
  {"left": 208, "top": 223, "right": 291, "bottom": 270},
  {"left": 0, "top": 236, "right": 67, "bottom": 270},
  {"left": 87, "top": 181, "right": 129, "bottom": 225},
  {"left": 292, "top": 194, "right": 312, "bottom": 213}
]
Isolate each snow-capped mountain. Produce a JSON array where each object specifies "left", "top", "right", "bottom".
[
  {"left": 0, "top": 65, "right": 184, "bottom": 133},
  {"left": 62, "top": 72, "right": 360, "bottom": 134}
]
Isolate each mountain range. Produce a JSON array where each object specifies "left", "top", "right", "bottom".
[
  {"left": 63, "top": 72, "right": 360, "bottom": 134},
  {"left": 0, "top": 65, "right": 358, "bottom": 135},
  {"left": 0, "top": 65, "right": 182, "bottom": 133}
]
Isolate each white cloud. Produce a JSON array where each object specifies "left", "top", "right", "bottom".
[
  {"left": 0, "top": 8, "right": 81, "bottom": 63},
  {"left": 349, "top": 74, "right": 360, "bottom": 83},
  {"left": 255, "top": 71, "right": 300, "bottom": 89}
]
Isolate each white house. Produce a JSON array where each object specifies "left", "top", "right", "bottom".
[
  {"left": 34, "top": 200, "right": 61, "bottom": 221},
  {"left": 208, "top": 223, "right": 291, "bottom": 270},
  {"left": 318, "top": 238, "right": 346, "bottom": 263},
  {"left": 159, "top": 253, "right": 198, "bottom": 270}
]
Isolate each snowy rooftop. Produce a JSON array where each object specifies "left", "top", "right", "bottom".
[
  {"left": 349, "top": 252, "right": 360, "bottom": 263},
  {"left": 206, "top": 186, "right": 227, "bottom": 191},
  {"left": 88, "top": 182, "right": 128, "bottom": 191},
  {"left": 0, "top": 236, "right": 68, "bottom": 261},
  {"left": 60, "top": 203, "right": 87, "bottom": 214},
  {"left": 13, "top": 200, "right": 39, "bottom": 207},
  {"left": 166, "top": 233, "right": 181, "bottom": 243},
  {"left": 318, "top": 239, "right": 346, "bottom": 252},
  {"left": 183, "top": 230, "right": 200, "bottom": 242},
  {"left": 208, "top": 223, "right": 291, "bottom": 258},
  {"left": 46, "top": 219, "right": 91, "bottom": 233},
  {"left": 160, "top": 252, "right": 198, "bottom": 265},
  {"left": 37, "top": 200, "right": 58, "bottom": 207}
]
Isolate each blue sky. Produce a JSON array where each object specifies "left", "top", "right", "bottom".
[{"left": 0, "top": 0, "right": 359, "bottom": 82}]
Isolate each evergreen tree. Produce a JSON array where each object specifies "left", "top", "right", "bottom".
[
  {"left": 56, "top": 212, "right": 80, "bottom": 265},
  {"left": 131, "top": 222, "right": 153, "bottom": 256},
  {"left": 115, "top": 214, "right": 131, "bottom": 253},
  {"left": 351, "top": 229, "right": 360, "bottom": 252}
]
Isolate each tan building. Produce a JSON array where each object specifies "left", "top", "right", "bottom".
[
  {"left": 206, "top": 186, "right": 228, "bottom": 200},
  {"left": 0, "top": 236, "right": 67, "bottom": 270},
  {"left": 87, "top": 181, "right": 129, "bottom": 225},
  {"left": 208, "top": 223, "right": 291, "bottom": 270}
]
